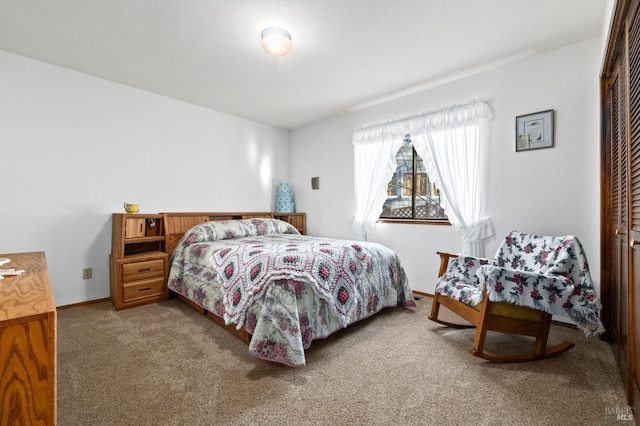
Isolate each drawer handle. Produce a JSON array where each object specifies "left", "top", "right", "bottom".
[
  {"left": 137, "top": 268, "right": 151, "bottom": 273},
  {"left": 632, "top": 239, "right": 637, "bottom": 248},
  {"left": 138, "top": 287, "right": 151, "bottom": 292}
]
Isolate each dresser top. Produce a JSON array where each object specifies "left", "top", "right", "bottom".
[{"left": 0, "top": 251, "right": 55, "bottom": 321}]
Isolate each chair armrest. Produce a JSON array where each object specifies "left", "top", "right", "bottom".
[
  {"left": 436, "top": 251, "right": 459, "bottom": 278},
  {"left": 435, "top": 255, "right": 495, "bottom": 306}
]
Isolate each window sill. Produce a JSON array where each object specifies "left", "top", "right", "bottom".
[{"left": 377, "top": 218, "right": 451, "bottom": 226}]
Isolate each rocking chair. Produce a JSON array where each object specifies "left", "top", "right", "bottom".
[{"left": 428, "top": 231, "right": 604, "bottom": 363}]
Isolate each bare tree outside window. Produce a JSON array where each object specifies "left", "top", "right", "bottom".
[{"left": 381, "top": 137, "right": 447, "bottom": 220}]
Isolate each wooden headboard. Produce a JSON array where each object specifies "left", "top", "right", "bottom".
[{"left": 161, "top": 212, "right": 274, "bottom": 256}]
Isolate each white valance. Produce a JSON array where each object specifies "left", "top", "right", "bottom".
[{"left": 353, "top": 98, "right": 493, "bottom": 143}]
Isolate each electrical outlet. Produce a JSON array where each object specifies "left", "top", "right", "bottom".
[{"left": 82, "top": 268, "right": 92, "bottom": 280}]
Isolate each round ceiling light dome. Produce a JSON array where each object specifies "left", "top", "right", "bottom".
[{"left": 261, "top": 27, "right": 292, "bottom": 57}]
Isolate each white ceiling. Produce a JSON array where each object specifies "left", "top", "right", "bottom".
[{"left": 0, "top": 0, "right": 608, "bottom": 130}]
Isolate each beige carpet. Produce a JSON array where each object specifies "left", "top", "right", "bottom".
[{"left": 57, "top": 296, "right": 633, "bottom": 425}]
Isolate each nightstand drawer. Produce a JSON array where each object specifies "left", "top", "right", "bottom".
[
  {"left": 123, "top": 277, "right": 165, "bottom": 302},
  {"left": 122, "top": 259, "right": 165, "bottom": 282}
]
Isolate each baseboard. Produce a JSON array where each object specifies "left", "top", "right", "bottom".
[
  {"left": 57, "top": 297, "right": 110, "bottom": 310},
  {"left": 551, "top": 319, "right": 578, "bottom": 329}
]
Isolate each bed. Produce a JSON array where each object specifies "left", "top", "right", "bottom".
[{"left": 163, "top": 212, "right": 416, "bottom": 366}]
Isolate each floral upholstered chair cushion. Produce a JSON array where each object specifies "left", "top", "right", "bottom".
[
  {"left": 433, "top": 256, "right": 493, "bottom": 306},
  {"left": 434, "top": 231, "right": 605, "bottom": 337}
]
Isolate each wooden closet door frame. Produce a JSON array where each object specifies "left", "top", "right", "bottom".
[{"left": 601, "top": 67, "right": 613, "bottom": 344}]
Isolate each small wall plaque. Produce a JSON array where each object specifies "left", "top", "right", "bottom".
[{"left": 516, "top": 109, "right": 554, "bottom": 152}]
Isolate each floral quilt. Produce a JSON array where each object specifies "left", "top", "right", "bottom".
[
  {"left": 434, "top": 230, "right": 605, "bottom": 337},
  {"left": 167, "top": 218, "right": 415, "bottom": 366}
]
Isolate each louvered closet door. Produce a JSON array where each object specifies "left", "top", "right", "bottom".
[
  {"left": 611, "top": 64, "right": 629, "bottom": 386},
  {"left": 628, "top": 1, "right": 640, "bottom": 409},
  {"left": 601, "top": 0, "right": 640, "bottom": 410}
]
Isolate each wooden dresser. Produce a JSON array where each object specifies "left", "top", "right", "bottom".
[{"left": 0, "top": 252, "right": 56, "bottom": 425}]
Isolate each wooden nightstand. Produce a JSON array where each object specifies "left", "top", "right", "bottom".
[
  {"left": 273, "top": 212, "right": 306, "bottom": 235},
  {"left": 110, "top": 213, "right": 169, "bottom": 310}
]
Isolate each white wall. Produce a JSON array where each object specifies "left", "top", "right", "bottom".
[
  {"left": 289, "top": 37, "right": 602, "bottom": 296},
  {"left": 0, "top": 50, "right": 290, "bottom": 306},
  {"left": 0, "top": 34, "right": 605, "bottom": 306}
]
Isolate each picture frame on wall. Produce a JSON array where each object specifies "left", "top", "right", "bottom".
[{"left": 515, "top": 109, "right": 554, "bottom": 152}]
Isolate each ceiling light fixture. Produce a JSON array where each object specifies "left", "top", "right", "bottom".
[{"left": 261, "top": 27, "right": 292, "bottom": 57}]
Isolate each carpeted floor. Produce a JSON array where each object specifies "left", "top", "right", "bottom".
[{"left": 56, "top": 296, "right": 633, "bottom": 425}]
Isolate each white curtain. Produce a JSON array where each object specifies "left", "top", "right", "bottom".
[
  {"left": 352, "top": 98, "right": 494, "bottom": 256},
  {"left": 352, "top": 125, "right": 406, "bottom": 240},
  {"left": 411, "top": 101, "right": 494, "bottom": 256}
]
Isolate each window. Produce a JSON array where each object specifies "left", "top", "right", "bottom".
[
  {"left": 352, "top": 98, "right": 492, "bottom": 249},
  {"left": 380, "top": 136, "right": 447, "bottom": 221}
]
